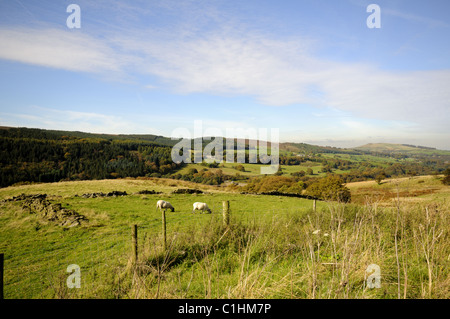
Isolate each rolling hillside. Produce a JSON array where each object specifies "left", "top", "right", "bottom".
[
  {"left": 355, "top": 143, "right": 450, "bottom": 156},
  {"left": 0, "top": 176, "right": 448, "bottom": 299},
  {"left": 1, "top": 126, "right": 449, "bottom": 189}
]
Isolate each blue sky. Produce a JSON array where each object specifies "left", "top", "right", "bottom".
[{"left": 0, "top": 0, "right": 449, "bottom": 149}]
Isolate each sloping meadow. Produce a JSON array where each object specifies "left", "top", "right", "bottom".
[{"left": 0, "top": 179, "right": 448, "bottom": 299}]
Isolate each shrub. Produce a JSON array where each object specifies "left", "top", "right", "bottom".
[
  {"left": 187, "top": 168, "right": 198, "bottom": 175},
  {"left": 305, "top": 175, "right": 351, "bottom": 203},
  {"left": 442, "top": 168, "right": 450, "bottom": 185},
  {"left": 443, "top": 175, "right": 450, "bottom": 185},
  {"left": 291, "top": 170, "right": 305, "bottom": 177}
]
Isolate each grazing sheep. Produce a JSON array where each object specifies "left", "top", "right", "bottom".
[
  {"left": 156, "top": 200, "right": 175, "bottom": 212},
  {"left": 192, "top": 202, "right": 211, "bottom": 214}
]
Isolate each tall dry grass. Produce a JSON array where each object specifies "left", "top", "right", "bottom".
[{"left": 124, "top": 199, "right": 448, "bottom": 299}]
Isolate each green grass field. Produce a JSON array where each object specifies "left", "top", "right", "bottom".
[
  {"left": 0, "top": 177, "right": 448, "bottom": 299},
  {"left": 175, "top": 161, "right": 325, "bottom": 178}
]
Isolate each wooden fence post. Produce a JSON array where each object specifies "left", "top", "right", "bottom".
[
  {"left": 1, "top": 253, "right": 4, "bottom": 299},
  {"left": 313, "top": 199, "right": 317, "bottom": 212},
  {"left": 131, "top": 225, "right": 138, "bottom": 264},
  {"left": 223, "top": 201, "right": 230, "bottom": 227},
  {"left": 162, "top": 210, "right": 167, "bottom": 252}
]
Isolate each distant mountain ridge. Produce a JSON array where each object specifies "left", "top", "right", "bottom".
[
  {"left": 1, "top": 126, "right": 449, "bottom": 155},
  {"left": 1, "top": 126, "right": 449, "bottom": 188},
  {"left": 355, "top": 142, "right": 436, "bottom": 150}
]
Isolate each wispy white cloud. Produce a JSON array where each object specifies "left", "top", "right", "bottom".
[
  {"left": 133, "top": 34, "right": 318, "bottom": 106},
  {"left": 0, "top": 106, "right": 162, "bottom": 135},
  {"left": 0, "top": 27, "right": 125, "bottom": 73},
  {"left": 123, "top": 30, "right": 449, "bottom": 130},
  {"left": 0, "top": 1, "right": 449, "bottom": 148},
  {"left": 1, "top": 24, "right": 448, "bottom": 130}
]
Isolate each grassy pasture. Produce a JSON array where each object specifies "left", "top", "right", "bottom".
[
  {"left": 0, "top": 177, "right": 448, "bottom": 299},
  {"left": 176, "top": 162, "right": 325, "bottom": 177},
  {"left": 0, "top": 179, "right": 321, "bottom": 298},
  {"left": 322, "top": 153, "right": 411, "bottom": 165},
  {"left": 346, "top": 175, "right": 449, "bottom": 205}
]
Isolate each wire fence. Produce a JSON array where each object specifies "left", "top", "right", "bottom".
[
  {"left": 2, "top": 196, "right": 448, "bottom": 299},
  {"left": 0, "top": 201, "right": 232, "bottom": 299},
  {"left": 0, "top": 199, "right": 323, "bottom": 299}
]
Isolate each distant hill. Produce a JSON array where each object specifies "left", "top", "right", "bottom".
[
  {"left": 356, "top": 143, "right": 430, "bottom": 151},
  {"left": 279, "top": 142, "right": 325, "bottom": 154},
  {"left": 0, "top": 126, "right": 179, "bottom": 146},
  {"left": 354, "top": 143, "right": 450, "bottom": 156},
  {"left": 1, "top": 126, "right": 449, "bottom": 188},
  {"left": 0, "top": 126, "right": 183, "bottom": 187},
  {"left": 280, "top": 142, "right": 363, "bottom": 155},
  {"left": 2, "top": 126, "right": 448, "bottom": 155}
]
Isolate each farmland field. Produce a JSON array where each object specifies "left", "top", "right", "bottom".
[
  {"left": 176, "top": 162, "right": 325, "bottom": 178},
  {"left": 1, "top": 176, "right": 448, "bottom": 299}
]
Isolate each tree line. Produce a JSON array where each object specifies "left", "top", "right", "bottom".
[
  {"left": 0, "top": 132, "right": 182, "bottom": 187},
  {"left": 1, "top": 127, "right": 448, "bottom": 192}
]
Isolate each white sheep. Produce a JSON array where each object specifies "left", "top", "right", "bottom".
[
  {"left": 192, "top": 202, "right": 211, "bottom": 214},
  {"left": 156, "top": 200, "right": 175, "bottom": 212}
]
